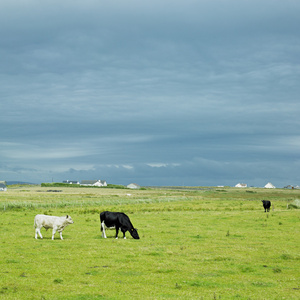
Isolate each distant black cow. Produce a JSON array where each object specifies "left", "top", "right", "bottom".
[
  {"left": 262, "top": 200, "right": 271, "bottom": 212},
  {"left": 100, "top": 211, "right": 140, "bottom": 239}
]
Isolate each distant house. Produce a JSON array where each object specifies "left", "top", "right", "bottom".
[
  {"left": 0, "top": 183, "right": 7, "bottom": 191},
  {"left": 264, "top": 182, "right": 276, "bottom": 189},
  {"left": 63, "top": 180, "right": 80, "bottom": 185},
  {"left": 235, "top": 183, "right": 247, "bottom": 188},
  {"left": 284, "top": 185, "right": 294, "bottom": 189},
  {"left": 81, "top": 180, "right": 107, "bottom": 187},
  {"left": 127, "top": 183, "right": 141, "bottom": 189}
]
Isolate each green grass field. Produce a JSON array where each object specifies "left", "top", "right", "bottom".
[{"left": 0, "top": 186, "right": 299, "bottom": 299}]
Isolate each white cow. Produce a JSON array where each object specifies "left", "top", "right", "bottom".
[{"left": 34, "top": 214, "right": 74, "bottom": 240}]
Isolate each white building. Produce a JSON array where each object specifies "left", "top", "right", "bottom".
[
  {"left": 80, "top": 180, "right": 107, "bottom": 187},
  {"left": 235, "top": 183, "right": 247, "bottom": 188},
  {"left": 127, "top": 183, "right": 141, "bottom": 189},
  {"left": 0, "top": 183, "right": 7, "bottom": 191},
  {"left": 63, "top": 180, "right": 80, "bottom": 184},
  {"left": 264, "top": 182, "right": 276, "bottom": 189}
]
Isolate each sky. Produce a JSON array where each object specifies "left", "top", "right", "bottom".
[{"left": 1, "top": 0, "right": 300, "bottom": 187}]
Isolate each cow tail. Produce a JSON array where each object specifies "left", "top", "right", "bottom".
[{"left": 100, "top": 214, "right": 102, "bottom": 232}]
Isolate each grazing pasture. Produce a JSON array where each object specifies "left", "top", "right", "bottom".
[{"left": 0, "top": 186, "right": 299, "bottom": 299}]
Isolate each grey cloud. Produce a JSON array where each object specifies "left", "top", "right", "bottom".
[{"left": 1, "top": 0, "right": 300, "bottom": 187}]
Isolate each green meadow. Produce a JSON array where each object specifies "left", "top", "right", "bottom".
[{"left": 0, "top": 186, "right": 299, "bottom": 299}]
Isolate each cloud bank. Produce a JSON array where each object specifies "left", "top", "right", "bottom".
[{"left": 1, "top": 0, "right": 300, "bottom": 187}]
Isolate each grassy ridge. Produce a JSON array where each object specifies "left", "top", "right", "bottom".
[{"left": 0, "top": 186, "right": 300, "bottom": 299}]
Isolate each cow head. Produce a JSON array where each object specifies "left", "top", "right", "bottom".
[
  {"left": 130, "top": 228, "right": 140, "bottom": 239},
  {"left": 66, "top": 215, "right": 74, "bottom": 224}
]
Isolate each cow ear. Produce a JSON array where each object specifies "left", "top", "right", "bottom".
[{"left": 66, "top": 215, "right": 69, "bottom": 218}]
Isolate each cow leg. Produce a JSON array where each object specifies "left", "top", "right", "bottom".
[
  {"left": 35, "top": 227, "right": 43, "bottom": 239},
  {"left": 115, "top": 227, "right": 119, "bottom": 239},
  {"left": 121, "top": 228, "right": 126, "bottom": 239},
  {"left": 52, "top": 228, "right": 57, "bottom": 240},
  {"left": 59, "top": 231, "right": 63, "bottom": 240},
  {"left": 101, "top": 221, "right": 107, "bottom": 238}
]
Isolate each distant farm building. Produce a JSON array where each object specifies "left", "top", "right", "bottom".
[
  {"left": 284, "top": 185, "right": 294, "bottom": 189},
  {"left": 284, "top": 185, "right": 300, "bottom": 189},
  {"left": 264, "top": 182, "right": 276, "bottom": 189},
  {"left": 63, "top": 180, "right": 80, "bottom": 185},
  {"left": 235, "top": 183, "right": 247, "bottom": 188},
  {"left": 80, "top": 180, "right": 107, "bottom": 187},
  {"left": 0, "top": 183, "right": 7, "bottom": 191},
  {"left": 127, "top": 183, "right": 141, "bottom": 189}
]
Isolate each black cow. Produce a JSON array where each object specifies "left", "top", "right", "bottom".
[
  {"left": 100, "top": 211, "right": 140, "bottom": 239},
  {"left": 262, "top": 200, "right": 271, "bottom": 212}
]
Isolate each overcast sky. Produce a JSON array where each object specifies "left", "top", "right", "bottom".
[{"left": 1, "top": 0, "right": 300, "bottom": 187}]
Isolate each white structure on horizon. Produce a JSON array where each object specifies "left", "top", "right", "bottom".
[
  {"left": 127, "top": 183, "right": 141, "bottom": 189},
  {"left": 80, "top": 180, "right": 107, "bottom": 187},
  {"left": 63, "top": 180, "right": 80, "bottom": 184},
  {"left": 0, "top": 183, "right": 7, "bottom": 191},
  {"left": 235, "top": 183, "right": 247, "bottom": 188},
  {"left": 264, "top": 182, "right": 276, "bottom": 189}
]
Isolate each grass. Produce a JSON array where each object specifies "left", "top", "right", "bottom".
[{"left": 0, "top": 186, "right": 300, "bottom": 299}]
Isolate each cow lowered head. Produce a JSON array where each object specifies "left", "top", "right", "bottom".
[
  {"left": 129, "top": 227, "right": 140, "bottom": 239},
  {"left": 100, "top": 211, "right": 140, "bottom": 239}
]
